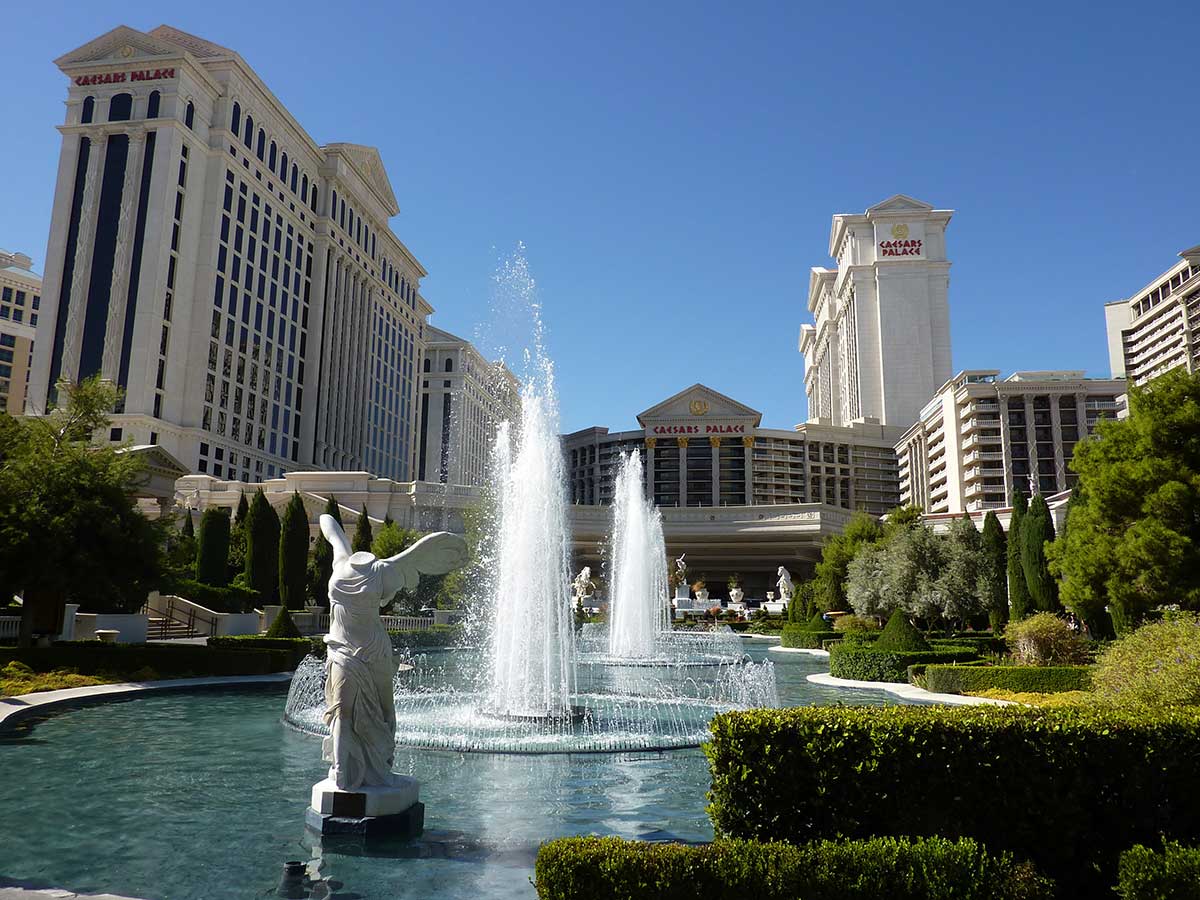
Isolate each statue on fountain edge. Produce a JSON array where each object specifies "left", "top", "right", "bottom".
[{"left": 319, "top": 513, "right": 468, "bottom": 791}]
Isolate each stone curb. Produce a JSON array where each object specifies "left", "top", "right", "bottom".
[
  {"left": 805, "top": 671, "right": 1014, "bottom": 706},
  {"left": 767, "top": 646, "right": 829, "bottom": 657},
  {"left": 0, "top": 673, "right": 294, "bottom": 731},
  {"left": 0, "top": 884, "right": 148, "bottom": 900}
]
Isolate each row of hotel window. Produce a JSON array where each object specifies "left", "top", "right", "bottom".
[
  {"left": 81, "top": 92, "right": 194, "bottom": 129},
  {"left": 229, "top": 102, "right": 319, "bottom": 214},
  {"left": 0, "top": 288, "right": 39, "bottom": 326}
]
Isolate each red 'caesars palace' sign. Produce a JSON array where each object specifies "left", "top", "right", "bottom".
[
  {"left": 74, "top": 68, "right": 176, "bottom": 86},
  {"left": 651, "top": 424, "right": 746, "bottom": 435},
  {"left": 878, "top": 239, "right": 923, "bottom": 257}
]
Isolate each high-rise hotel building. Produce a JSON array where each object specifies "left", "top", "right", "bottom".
[
  {"left": 0, "top": 250, "right": 41, "bottom": 415},
  {"left": 28, "top": 25, "right": 430, "bottom": 483},
  {"left": 800, "top": 195, "right": 953, "bottom": 430}
]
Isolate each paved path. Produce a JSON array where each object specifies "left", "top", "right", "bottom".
[
  {"left": 0, "top": 883, "right": 147, "bottom": 900},
  {"left": 806, "top": 671, "right": 1013, "bottom": 706},
  {"left": 0, "top": 673, "right": 293, "bottom": 731}
]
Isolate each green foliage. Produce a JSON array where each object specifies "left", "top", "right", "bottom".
[
  {"left": 1117, "top": 843, "right": 1200, "bottom": 900},
  {"left": 1007, "top": 490, "right": 1032, "bottom": 620},
  {"left": 534, "top": 835, "right": 1053, "bottom": 900},
  {"left": 0, "top": 643, "right": 296, "bottom": 679},
  {"left": 705, "top": 704, "right": 1200, "bottom": 897},
  {"left": 938, "top": 514, "right": 985, "bottom": 623},
  {"left": 924, "top": 665, "right": 1092, "bottom": 695},
  {"left": 1004, "top": 613, "right": 1089, "bottom": 666},
  {"left": 227, "top": 492, "right": 250, "bottom": 581},
  {"left": 372, "top": 521, "right": 434, "bottom": 613},
  {"left": 0, "top": 378, "right": 166, "bottom": 628},
  {"left": 307, "top": 495, "right": 341, "bottom": 607},
  {"left": 195, "top": 507, "right": 231, "bottom": 586},
  {"left": 807, "top": 612, "right": 828, "bottom": 630},
  {"left": 264, "top": 605, "right": 302, "bottom": 638},
  {"left": 278, "top": 492, "right": 309, "bottom": 610},
  {"left": 814, "top": 512, "right": 884, "bottom": 610},
  {"left": 1048, "top": 370, "right": 1200, "bottom": 634},
  {"left": 781, "top": 625, "right": 838, "bottom": 649},
  {"left": 828, "top": 644, "right": 979, "bottom": 682},
  {"left": 244, "top": 489, "right": 280, "bottom": 604},
  {"left": 1092, "top": 614, "right": 1200, "bottom": 707},
  {"left": 164, "top": 512, "right": 197, "bottom": 574},
  {"left": 387, "top": 624, "right": 464, "bottom": 649},
  {"left": 1021, "top": 495, "right": 1059, "bottom": 613},
  {"left": 848, "top": 524, "right": 950, "bottom": 623},
  {"left": 832, "top": 614, "right": 878, "bottom": 634},
  {"left": 352, "top": 505, "right": 374, "bottom": 553},
  {"left": 207, "top": 634, "right": 321, "bottom": 666},
  {"left": 162, "top": 576, "right": 258, "bottom": 613},
  {"left": 980, "top": 511, "right": 1009, "bottom": 631},
  {"left": 181, "top": 512, "right": 195, "bottom": 539},
  {"left": 875, "top": 610, "right": 932, "bottom": 651}
]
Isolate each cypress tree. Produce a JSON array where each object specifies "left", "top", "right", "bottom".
[
  {"left": 228, "top": 491, "right": 250, "bottom": 581},
  {"left": 278, "top": 492, "right": 309, "bottom": 610},
  {"left": 181, "top": 511, "right": 195, "bottom": 539},
  {"left": 352, "top": 505, "right": 374, "bottom": 553},
  {"left": 234, "top": 492, "right": 250, "bottom": 528},
  {"left": 875, "top": 609, "right": 931, "bottom": 652},
  {"left": 195, "top": 507, "right": 231, "bottom": 586},
  {"left": 1022, "top": 494, "right": 1060, "bottom": 612},
  {"left": 308, "top": 495, "right": 342, "bottom": 607},
  {"left": 245, "top": 489, "right": 281, "bottom": 604},
  {"left": 1007, "top": 489, "right": 1032, "bottom": 620},
  {"left": 383, "top": 513, "right": 394, "bottom": 529},
  {"left": 980, "top": 511, "right": 1009, "bottom": 631}
]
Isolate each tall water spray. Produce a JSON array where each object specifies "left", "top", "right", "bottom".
[
  {"left": 483, "top": 257, "right": 576, "bottom": 719},
  {"left": 608, "top": 451, "right": 668, "bottom": 658}
]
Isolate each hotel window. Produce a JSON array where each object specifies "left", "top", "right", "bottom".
[
  {"left": 230, "top": 102, "right": 241, "bottom": 134},
  {"left": 108, "top": 93, "right": 132, "bottom": 122},
  {"left": 185, "top": 101, "right": 195, "bottom": 130},
  {"left": 268, "top": 141, "right": 277, "bottom": 170},
  {"left": 256, "top": 129, "right": 265, "bottom": 161},
  {"left": 147, "top": 91, "right": 160, "bottom": 119},
  {"left": 81, "top": 96, "right": 95, "bottom": 124},
  {"left": 289, "top": 164, "right": 297, "bottom": 193},
  {"left": 243, "top": 115, "right": 254, "bottom": 148}
]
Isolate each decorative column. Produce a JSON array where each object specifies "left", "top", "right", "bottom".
[
  {"left": 677, "top": 436, "right": 688, "bottom": 507},
  {"left": 710, "top": 436, "right": 721, "bottom": 507},
  {"left": 645, "top": 437, "right": 656, "bottom": 500},
  {"left": 995, "top": 389, "right": 1012, "bottom": 499},
  {"left": 1048, "top": 393, "right": 1066, "bottom": 492},
  {"left": 101, "top": 130, "right": 146, "bottom": 381},
  {"left": 1075, "top": 392, "right": 1090, "bottom": 437},
  {"left": 60, "top": 130, "right": 109, "bottom": 384},
  {"left": 742, "top": 435, "right": 755, "bottom": 505},
  {"left": 1023, "top": 395, "right": 1038, "bottom": 495}
]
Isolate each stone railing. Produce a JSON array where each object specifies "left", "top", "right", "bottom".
[{"left": 0, "top": 616, "right": 19, "bottom": 641}]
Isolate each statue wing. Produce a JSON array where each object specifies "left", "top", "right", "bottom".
[
  {"left": 320, "top": 514, "right": 352, "bottom": 563},
  {"left": 380, "top": 532, "right": 469, "bottom": 596}
]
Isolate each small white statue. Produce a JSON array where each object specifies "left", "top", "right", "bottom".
[
  {"left": 675, "top": 554, "right": 687, "bottom": 581},
  {"left": 319, "top": 513, "right": 468, "bottom": 791},
  {"left": 776, "top": 566, "right": 794, "bottom": 602},
  {"left": 573, "top": 567, "right": 595, "bottom": 601}
]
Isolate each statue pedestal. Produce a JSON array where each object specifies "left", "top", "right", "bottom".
[
  {"left": 305, "top": 777, "right": 424, "bottom": 838},
  {"left": 674, "top": 585, "right": 690, "bottom": 601}
]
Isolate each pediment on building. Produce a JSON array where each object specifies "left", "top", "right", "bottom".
[
  {"left": 119, "top": 444, "right": 190, "bottom": 478},
  {"left": 637, "top": 384, "right": 762, "bottom": 427},
  {"left": 54, "top": 26, "right": 185, "bottom": 70},
  {"left": 867, "top": 194, "right": 934, "bottom": 215},
  {"left": 324, "top": 143, "right": 400, "bottom": 217}
]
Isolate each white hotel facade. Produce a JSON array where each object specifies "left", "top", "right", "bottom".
[{"left": 29, "top": 25, "right": 431, "bottom": 483}]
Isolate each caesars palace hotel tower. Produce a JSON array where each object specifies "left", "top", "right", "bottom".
[
  {"left": 800, "top": 195, "right": 953, "bottom": 431},
  {"left": 29, "top": 25, "right": 430, "bottom": 483}
]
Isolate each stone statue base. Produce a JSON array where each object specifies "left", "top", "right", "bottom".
[
  {"left": 674, "top": 584, "right": 690, "bottom": 601},
  {"left": 305, "top": 776, "right": 424, "bottom": 838}
]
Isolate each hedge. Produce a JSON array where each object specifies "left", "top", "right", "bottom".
[
  {"left": 930, "top": 635, "right": 1008, "bottom": 655},
  {"left": 828, "top": 643, "right": 980, "bottom": 682},
  {"left": 0, "top": 642, "right": 295, "bottom": 677},
  {"left": 160, "top": 576, "right": 259, "bottom": 614},
  {"left": 534, "top": 835, "right": 1052, "bottom": 900},
  {"left": 387, "top": 625, "right": 463, "bottom": 649},
  {"left": 208, "top": 634, "right": 320, "bottom": 666},
  {"left": 705, "top": 705, "right": 1200, "bottom": 897},
  {"left": 1117, "top": 843, "right": 1200, "bottom": 900},
  {"left": 781, "top": 625, "right": 838, "bottom": 649},
  {"left": 925, "top": 665, "right": 1092, "bottom": 695}
]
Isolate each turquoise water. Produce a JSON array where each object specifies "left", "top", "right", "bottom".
[{"left": 0, "top": 644, "right": 902, "bottom": 900}]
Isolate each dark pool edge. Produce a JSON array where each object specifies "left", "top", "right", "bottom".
[{"left": 0, "top": 673, "right": 294, "bottom": 732}]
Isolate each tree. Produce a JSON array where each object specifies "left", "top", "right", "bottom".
[
  {"left": 244, "top": 489, "right": 280, "bottom": 604},
  {"left": 195, "top": 508, "right": 231, "bottom": 585},
  {"left": 265, "top": 604, "right": 302, "bottom": 638},
  {"left": 883, "top": 524, "right": 946, "bottom": 624},
  {"left": 181, "top": 511, "right": 195, "bottom": 540},
  {"left": 352, "top": 505, "right": 374, "bottom": 553},
  {"left": 1007, "top": 489, "right": 1032, "bottom": 620},
  {"left": 813, "top": 513, "right": 884, "bottom": 610},
  {"left": 227, "top": 491, "right": 250, "bottom": 581},
  {"left": 937, "top": 514, "right": 985, "bottom": 626},
  {"left": 278, "top": 492, "right": 309, "bottom": 610},
  {"left": 0, "top": 378, "right": 165, "bottom": 645},
  {"left": 846, "top": 542, "right": 892, "bottom": 619},
  {"left": 1021, "top": 495, "right": 1059, "bottom": 613},
  {"left": 307, "top": 495, "right": 342, "bottom": 607},
  {"left": 1048, "top": 369, "right": 1200, "bottom": 634},
  {"left": 372, "top": 522, "right": 423, "bottom": 612},
  {"left": 978, "top": 511, "right": 1009, "bottom": 631}
]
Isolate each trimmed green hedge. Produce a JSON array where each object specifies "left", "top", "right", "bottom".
[
  {"left": 388, "top": 625, "right": 463, "bottom": 649},
  {"left": 534, "top": 835, "right": 1052, "bottom": 900},
  {"left": 208, "top": 635, "right": 320, "bottom": 666},
  {"left": 0, "top": 642, "right": 295, "bottom": 677},
  {"left": 705, "top": 705, "right": 1200, "bottom": 897},
  {"left": 925, "top": 665, "right": 1092, "bottom": 695},
  {"left": 1117, "top": 843, "right": 1200, "bottom": 900},
  {"left": 781, "top": 625, "right": 838, "bottom": 649},
  {"left": 160, "top": 577, "right": 259, "bottom": 614},
  {"left": 930, "top": 635, "right": 1008, "bottom": 654},
  {"left": 828, "top": 643, "right": 980, "bottom": 682}
]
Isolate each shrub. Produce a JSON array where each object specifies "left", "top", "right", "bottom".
[
  {"left": 388, "top": 625, "right": 463, "bottom": 649},
  {"left": 828, "top": 644, "right": 980, "bottom": 682},
  {"left": 833, "top": 614, "right": 878, "bottom": 634},
  {"left": 208, "top": 634, "right": 320, "bottom": 666},
  {"left": 1117, "top": 843, "right": 1200, "bottom": 900},
  {"left": 265, "top": 605, "right": 302, "bottom": 638},
  {"left": 705, "top": 705, "right": 1200, "bottom": 897},
  {"left": 0, "top": 643, "right": 296, "bottom": 679},
  {"left": 195, "top": 507, "right": 231, "bottom": 586},
  {"left": 1092, "top": 614, "right": 1200, "bottom": 707},
  {"left": 924, "top": 665, "right": 1092, "bottom": 695},
  {"left": 245, "top": 490, "right": 280, "bottom": 604},
  {"left": 807, "top": 612, "right": 828, "bottom": 630},
  {"left": 1005, "top": 613, "right": 1089, "bottom": 665},
  {"left": 162, "top": 576, "right": 259, "bottom": 614},
  {"left": 781, "top": 625, "right": 838, "bottom": 649},
  {"left": 875, "top": 611, "right": 931, "bottom": 651},
  {"left": 534, "top": 835, "right": 1053, "bottom": 900}
]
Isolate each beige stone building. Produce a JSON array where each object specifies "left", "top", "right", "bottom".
[
  {"left": 1104, "top": 246, "right": 1200, "bottom": 388},
  {"left": 0, "top": 250, "right": 40, "bottom": 414},
  {"left": 896, "top": 370, "right": 1125, "bottom": 515}
]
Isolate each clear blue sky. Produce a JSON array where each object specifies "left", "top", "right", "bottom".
[{"left": 3, "top": 1, "right": 1197, "bottom": 433}]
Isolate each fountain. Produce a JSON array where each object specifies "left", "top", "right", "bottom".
[
  {"left": 285, "top": 247, "right": 776, "bottom": 753},
  {"left": 607, "top": 450, "right": 667, "bottom": 659}
]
